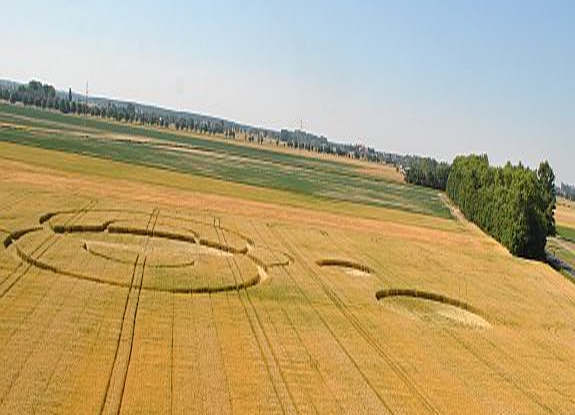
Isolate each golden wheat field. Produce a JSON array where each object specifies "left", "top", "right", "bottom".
[
  {"left": 557, "top": 199, "right": 575, "bottom": 230},
  {"left": 1, "top": 142, "right": 575, "bottom": 415}
]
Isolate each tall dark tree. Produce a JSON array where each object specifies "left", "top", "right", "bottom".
[
  {"left": 558, "top": 183, "right": 575, "bottom": 201},
  {"left": 447, "top": 154, "right": 554, "bottom": 260},
  {"left": 404, "top": 157, "right": 451, "bottom": 190},
  {"left": 537, "top": 161, "right": 556, "bottom": 236}
]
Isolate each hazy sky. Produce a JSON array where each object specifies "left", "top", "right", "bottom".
[{"left": 1, "top": 0, "right": 574, "bottom": 182}]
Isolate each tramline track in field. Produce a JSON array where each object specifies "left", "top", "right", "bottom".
[
  {"left": 264, "top": 223, "right": 399, "bottom": 414},
  {"left": 100, "top": 209, "right": 158, "bottom": 415},
  {"left": 334, "top": 228, "right": 570, "bottom": 413},
  {"left": 247, "top": 221, "right": 344, "bottom": 414},
  {"left": 215, "top": 221, "right": 297, "bottom": 414},
  {"left": 0, "top": 200, "right": 97, "bottom": 300}
]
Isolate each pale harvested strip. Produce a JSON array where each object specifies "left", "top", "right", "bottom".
[
  {"left": 210, "top": 294, "right": 283, "bottom": 414},
  {"left": 84, "top": 238, "right": 140, "bottom": 265},
  {"left": 119, "top": 290, "right": 172, "bottom": 414},
  {"left": 171, "top": 294, "right": 231, "bottom": 414},
  {"left": 143, "top": 237, "right": 195, "bottom": 265}
]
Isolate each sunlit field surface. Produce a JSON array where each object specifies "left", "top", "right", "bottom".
[
  {"left": 548, "top": 199, "right": 575, "bottom": 274},
  {"left": 0, "top": 103, "right": 449, "bottom": 219},
  {"left": 0, "top": 110, "right": 574, "bottom": 414}
]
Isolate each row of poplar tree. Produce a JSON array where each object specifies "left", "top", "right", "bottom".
[{"left": 446, "top": 154, "right": 555, "bottom": 259}]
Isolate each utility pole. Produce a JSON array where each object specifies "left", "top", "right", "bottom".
[{"left": 84, "top": 81, "right": 88, "bottom": 130}]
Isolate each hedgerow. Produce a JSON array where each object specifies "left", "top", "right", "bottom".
[{"left": 446, "top": 155, "right": 555, "bottom": 259}]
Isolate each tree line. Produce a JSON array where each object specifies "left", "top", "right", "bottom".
[
  {"left": 280, "top": 129, "right": 384, "bottom": 161},
  {"left": 1, "top": 80, "right": 414, "bottom": 165},
  {"left": 446, "top": 154, "right": 555, "bottom": 259},
  {"left": 403, "top": 156, "right": 451, "bottom": 190},
  {"left": 557, "top": 182, "right": 575, "bottom": 201},
  {"left": 1, "top": 81, "right": 560, "bottom": 260},
  {"left": 0, "top": 81, "right": 237, "bottom": 135}
]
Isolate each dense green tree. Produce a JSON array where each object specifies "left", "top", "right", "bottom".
[
  {"left": 447, "top": 154, "right": 554, "bottom": 259},
  {"left": 537, "top": 161, "right": 556, "bottom": 236},
  {"left": 404, "top": 157, "right": 451, "bottom": 190},
  {"left": 59, "top": 99, "right": 68, "bottom": 113},
  {"left": 43, "top": 84, "right": 56, "bottom": 98}
]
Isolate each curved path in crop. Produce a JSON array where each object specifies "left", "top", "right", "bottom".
[{"left": 7, "top": 209, "right": 292, "bottom": 294}]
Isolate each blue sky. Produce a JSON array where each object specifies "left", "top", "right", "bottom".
[{"left": 1, "top": 0, "right": 574, "bottom": 182}]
